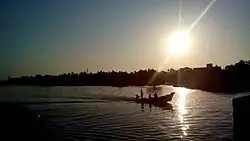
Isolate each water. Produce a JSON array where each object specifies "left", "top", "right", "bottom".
[{"left": 0, "top": 85, "right": 240, "bottom": 140}]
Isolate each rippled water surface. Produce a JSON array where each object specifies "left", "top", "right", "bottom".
[{"left": 0, "top": 86, "right": 239, "bottom": 140}]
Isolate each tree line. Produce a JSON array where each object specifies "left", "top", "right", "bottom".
[{"left": 1, "top": 60, "right": 250, "bottom": 94}]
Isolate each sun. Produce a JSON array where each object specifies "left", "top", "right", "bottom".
[{"left": 168, "top": 30, "right": 191, "bottom": 55}]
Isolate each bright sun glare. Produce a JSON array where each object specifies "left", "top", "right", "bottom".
[{"left": 168, "top": 30, "right": 191, "bottom": 55}]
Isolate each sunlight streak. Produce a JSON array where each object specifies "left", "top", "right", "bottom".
[
  {"left": 178, "top": 0, "right": 183, "bottom": 28},
  {"left": 148, "top": 55, "right": 171, "bottom": 85},
  {"left": 188, "top": 0, "right": 216, "bottom": 32}
]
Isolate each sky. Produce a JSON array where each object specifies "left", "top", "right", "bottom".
[{"left": 1, "top": 0, "right": 250, "bottom": 79}]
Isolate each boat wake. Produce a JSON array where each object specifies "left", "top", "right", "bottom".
[
  {"left": 2, "top": 95, "right": 134, "bottom": 105},
  {"left": 57, "top": 95, "right": 134, "bottom": 102}
]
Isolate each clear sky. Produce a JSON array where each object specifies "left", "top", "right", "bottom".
[{"left": 1, "top": 0, "right": 250, "bottom": 79}]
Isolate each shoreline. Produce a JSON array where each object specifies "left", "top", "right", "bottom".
[{"left": 0, "top": 83, "right": 246, "bottom": 94}]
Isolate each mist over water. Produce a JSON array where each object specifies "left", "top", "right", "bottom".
[{"left": 0, "top": 86, "right": 237, "bottom": 140}]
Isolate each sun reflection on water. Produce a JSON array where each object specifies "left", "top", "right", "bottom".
[{"left": 174, "top": 87, "right": 192, "bottom": 138}]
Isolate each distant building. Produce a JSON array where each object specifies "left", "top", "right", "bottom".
[
  {"left": 194, "top": 63, "right": 221, "bottom": 71},
  {"left": 193, "top": 63, "right": 221, "bottom": 78}
]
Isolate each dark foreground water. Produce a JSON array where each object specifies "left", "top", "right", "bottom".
[{"left": 0, "top": 85, "right": 244, "bottom": 140}]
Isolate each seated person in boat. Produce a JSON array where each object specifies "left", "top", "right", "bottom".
[
  {"left": 135, "top": 94, "right": 139, "bottom": 101},
  {"left": 148, "top": 93, "right": 152, "bottom": 100},
  {"left": 154, "top": 93, "right": 158, "bottom": 99}
]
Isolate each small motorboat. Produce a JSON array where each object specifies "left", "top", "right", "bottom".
[{"left": 134, "top": 92, "right": 175, "bottom": 106}]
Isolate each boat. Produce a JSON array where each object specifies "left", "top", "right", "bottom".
[{"left": 133, "top": 92, "right": 175, "bottom": 106}]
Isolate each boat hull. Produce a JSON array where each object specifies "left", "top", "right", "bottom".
[{"left": 134, "top": 92, "right": 175, "bottom": 106}]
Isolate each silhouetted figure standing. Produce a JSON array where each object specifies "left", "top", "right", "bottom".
[{"left": 140, "top": 89, "right": 144, "bottom": 99}]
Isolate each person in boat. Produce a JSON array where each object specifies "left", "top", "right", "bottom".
[
  {"left": 154, "top": 92, "right": 158, "bottom": 99},
  {"left": 140, "top": 89, "right": 144, "bottom": 99}
]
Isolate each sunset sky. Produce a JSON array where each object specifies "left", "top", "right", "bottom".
[{"left": 1, "top": 0, "right": 250, "bottom": 79}]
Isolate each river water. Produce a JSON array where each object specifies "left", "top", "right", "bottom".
[{"left": 0, "top": 85, "right": 243, "bottom": 140}]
